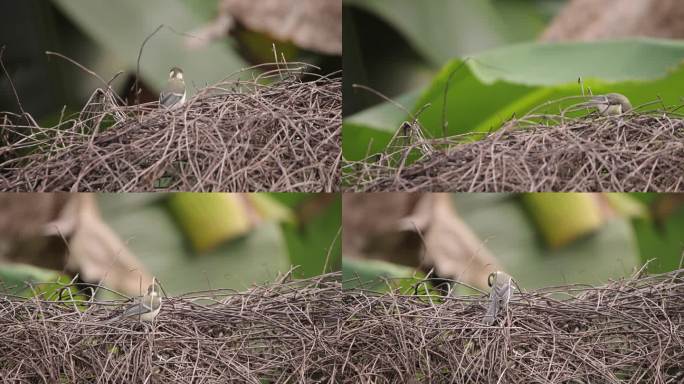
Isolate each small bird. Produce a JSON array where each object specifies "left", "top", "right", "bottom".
[
  {"left": 107, "top": 280, "right": 162, "bottom": 323},
  {"left": 159, "top": 67, "right": 186, "bottom": 108},
  {"left": 483, "top": 271, "right": 514, "bottom": 325},
  {"left": 587, "top": 93, "right": 631, "bottom": 116}
]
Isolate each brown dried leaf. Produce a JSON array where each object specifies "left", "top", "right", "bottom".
[
  {"left": 188, "top": 0, "right": 342, "bottom": 55},
  {"left": 541, "top": 0, "right": 684, "bottom": 42}
]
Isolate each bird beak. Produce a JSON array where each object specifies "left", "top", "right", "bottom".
[{"left": 587, "top": 96, "right": 608, "bottom": 106}]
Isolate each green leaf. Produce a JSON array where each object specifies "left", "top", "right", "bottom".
[
  {"left": 466, "top": 38, "right": 684, "bottom": 85},
  {"left": 0, "top": 263, "right": 62, "bottom": 295},
  {"left": 343, "top": 89, "right": 422, "bottom": 160},
  {"left": 344, "top": 0, "right": 545, "bottom": 65},
  {"left": 632, "top": 205, "right": 684, "bottom": 273},
  {"left": 521, "top": 193, "right": 604, "bottom": 249},
  {"left": 168, "top": 193, "right": 255, "bottom": 252},
  {"left": 283, "top": 196, "right": 342, "bottom": 277},
  {"left": 342, "top": 257, "right": 423, "bottom": 292}
]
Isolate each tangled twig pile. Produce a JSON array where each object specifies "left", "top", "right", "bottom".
[
  {"left": 343, "top": 112, "right": 684, "bottom": 192},
  {"left": 0, "top": 64, "right": 341, "bottom": 192},
  {"left": 1, "top": 269, "right": 682, "bottom": 383},
  {"left": 0, "top": 273, "right": 342, "bottom": 383},
  {"left": 338, "top": 268, "right": 684, "bottom": 383}
]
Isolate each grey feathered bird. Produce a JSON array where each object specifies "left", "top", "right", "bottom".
[
  {"left": 483, "top": 271, "right": 513, "bottom": 325},
  {"left": 159, "top": 67, "right": 186, "bottom": 108},
  {"left": 107, "top": 280, "right": 162, "bottom": 323},
  {"left": 587, "top": 93, "right": 631, "bottom": 116}
]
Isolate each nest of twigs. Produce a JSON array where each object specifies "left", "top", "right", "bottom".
[
  {"left": 2, "top": 269, "right": 683, "bottom": 383},
  {"left": 343, "top": 111, "right": 684, "bottom": 192},
  {"left": 0, "top": 273, "right": 342, "bottom": 383},
  {"left": 337, "top": 268, "right": 684, "bottom": 383},
  {"left": 0, "top": 64, "right": 341, "bottom": 192}
]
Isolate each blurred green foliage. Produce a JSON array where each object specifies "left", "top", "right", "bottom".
[
  {"left": 342, "top": 257, "right": 426, "bottom": 293},
  {"left": 344, "top": 39, "right": 684, "bottom": 160},
  {"left": 0, "top": 263, "right": 87, "bottom": 303},
  {"left": 343, "top": 0, "right": 560, "bottom": 115},
  {"left": 281, "top": 196, "right": 341, "bottom": 277}
]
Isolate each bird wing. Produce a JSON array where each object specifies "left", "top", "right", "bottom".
[
  {"left": 120, "top": 302, "right": 147, "bottom": 318},
  {"left": 483, "top": 281, "right": 501, "bottom": 325},
  {"left": 160, "top": 79, "right": 185, "bottom": 107},
  {"left": 483, "top": 273, "right": 514, "bottom": 325},
  {"left": 120, "top": 295, "right": 157, "bottom": 318},
  {"left": 483, "top": 296, "right": 498, "bottom": 325},
  {"left": 160, "top": 91, "right": 185, "bottom": 108}
]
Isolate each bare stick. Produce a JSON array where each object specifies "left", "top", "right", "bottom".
[{"left": 134, "top": 24, "right": 164, "bottom": 106}]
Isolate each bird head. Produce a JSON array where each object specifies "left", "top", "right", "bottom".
[
  {"left": 589, "top": 93, "right": 631, "bottom": 115},
  {"left": 147, "top": 277, "right": 160, "bottom": 296},
  {"left": 487, "top": 272, "right": 496, "bottom": 287},
  {"left": 169, "top": 67, "right": 184, "bottom": 80}
]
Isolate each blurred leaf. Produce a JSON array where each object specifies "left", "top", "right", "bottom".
[
  {"left": 167, "top": 194, "right": 254, "bottom": 252},
  {"left": 465, "top": 39, "right": 684, "bottom": 85},
  {"left": 450, "top": 194, "right": 640, "bottom": 289},
  {"left": 632, "top": 207, "right": 684, "bottom": 274},
  {"left": 342, "top": 257, "right": 423, "bottom": 292},
  {"left": 521, "top": 193, "right": 604, "bottom": 249},
  {"left": 344, "top": 39, "right": 684, "bottom": 161},
  {"left": 0, "top": 263, "right": 63, "bottom": 295},
  {"left": 605, "top": 193, "right": 650, "bottom": 219},
  {"left": 179, "top": 0, "right": 218, "bottom": 21},
  {"left": 248, "top": 194, "right": 295, "bottom": 225},
  {"left": 31, "top": 276, "right": 89, "bottom": 304},
  {"left": 343, "top": 89, "right": 421, "bottom": 160},
  {"left": 283, "top": 196, "right": 341, "bottom": 277},
  {"left": 627, "top": 193, "right": 660, "bottom": 205},
  {"left": 98, "top": 194, "right": 290, "bottom": 294},
  {"left": 268, "top": 193, "right": 311, "bottom": 208},
  {"left": 345, "top": 0, "right": 544, "bottom": 65},
  {"left": 0, "top": 263, "right": 87, "bottom": 303},
  {"left": 51, "top": 0, "right": 246, "bottom": 95}
]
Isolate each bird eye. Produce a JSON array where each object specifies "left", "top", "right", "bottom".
[{"left": 488, "top": 273, "right": 495, "bottom": 287}]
